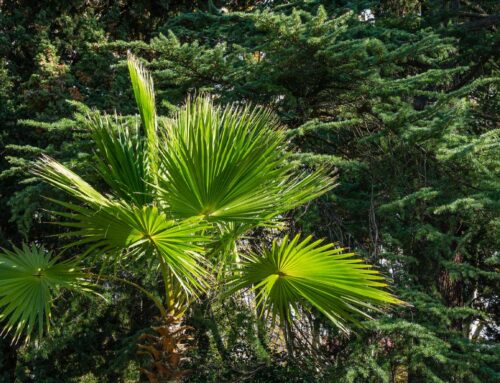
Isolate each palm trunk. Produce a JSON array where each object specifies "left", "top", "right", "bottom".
[{"left": 138, "top": 315, "right": 194, "bottom": 383}]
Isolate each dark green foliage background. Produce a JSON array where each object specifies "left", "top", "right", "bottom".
[{"left": 0, "top": 0, "right": 498, "bottom": 382}]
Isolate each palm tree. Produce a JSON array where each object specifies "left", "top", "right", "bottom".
[{"left": 0, "top": 55, "right": 402, "bottom": 380}]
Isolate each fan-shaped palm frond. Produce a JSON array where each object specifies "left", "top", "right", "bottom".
[
  {"left": 56, "top": 202, "right": 210, "bottom": 295},
  {"left": 157, "top": 96, "right": 334, "bottom": 223},
  {"left": 0, "top": 244, "right": 91, "bottom": 342},
  {"left": 22, "top": 54, "right": 402, "bottom": 350},
  {"left": 231, "top": 235, "right": 402, "bottom": 332},
  {"left": 28, "top": 55, "right": 216, "bottom": 303}
]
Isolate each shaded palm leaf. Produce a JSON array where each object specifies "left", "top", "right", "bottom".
[
  {"left": 86, "top": 113, "right": 151, "bottom": 205},
  {"left": 157, "top": 96, "right": 334, "bottom": 222},
  {"left": 231, "top": 235, "right": 402, "bottom": 332},
  {"left": 0, "top": 244, "right": 90, "bottom": 342}
]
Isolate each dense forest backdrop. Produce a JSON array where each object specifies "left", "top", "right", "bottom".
[{"left": 0, "top": 0, "right": 498, "bottom": 382}]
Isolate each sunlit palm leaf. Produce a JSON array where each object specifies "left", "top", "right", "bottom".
[
  {"left": 38, "top": 55, "right": 157, "bottom": 205},
  {"left": 231, "top": 235, "right": 402, "bottom": 332},
  {"left": 0, "top": 244, "right": 90, "bottom": 342},
  {"left": 56, "top": 201, "right": 211, "bottom": 296},
  {"left": 56, "top": 203, "right": 211, "bottom": 295},
  {"left": 25, "top": 54, "right": 401, "bottom": 344},
  {"left": 33, "top": 155, "right": 112, "bottom": 208},
  {"left": 127, "top": 53, "right": 158, "bottom": 183},
  {"left": 157, "top": 96, "right": 334, "bottom": 222}
]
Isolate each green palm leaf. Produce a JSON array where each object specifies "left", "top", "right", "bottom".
[
  {"left": 0, "top": 244, "right": 90, "bottom": 342},
  {"left": 56, "top": 202, "right": 211, "bottom": 295},
  {"left": 30, "top": 55, "right": 215, "bottom": 301},
  {"left": 157, "top": 96, "right": 334, "bottom": 223},
  {"left": 33, "top": 154, "right": 112, "bottom": 208},
  {"left": 231, "top": 235, "right": 402, "bottom": 331},
  {"left": 26, "top": 54, "right": 402, "bottom": 342},
  {"left": 127, "top": 53, "right": 158, "bottom": 184},
  {"left": 86, "top": 113, "right": 151, "bottom": 205}
]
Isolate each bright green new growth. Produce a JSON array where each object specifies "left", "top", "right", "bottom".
[
  {"left": 127, "top": 53, "right": 158, "bottom": 184},
  {"left": 0, "top": 55, "right": 401, "bottom": 343},
  {"left": 158, "top": 96, "right": 333, "bottom": 221}
]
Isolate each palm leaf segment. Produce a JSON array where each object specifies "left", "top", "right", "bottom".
[
  {"left": 127, "top": 53, "right": 158, "bottom": 184},
  {"left": 232, "top": 235, "right": 402, "bottom": 332},
  {"left": 158, "top": 96, "right": 334, "bottom": 222},
  {"left": 86, "top": 112, "right": 151, "bottom": 205},
  {"left": 0, "top": 244, "right": 89, "bottom": 342}
]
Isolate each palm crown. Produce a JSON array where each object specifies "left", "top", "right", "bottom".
[{"left": 0, "top": 55, "right": 401, "bottom": 345}]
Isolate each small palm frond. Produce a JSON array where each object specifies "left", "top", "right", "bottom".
[
  {"left": 127, "top": 53, "right": 158, "bottom": 183},
  {"left": 86, "top": 113, "right": 151, "bottom": 205},
  {"left": 36, "top": 56, "right": 158, "bottom": 205},
  {"left": 0, "top": 244, "right": 90, "bottom": 343},
  {"left": 231, "top": 235, "right": 402, "bottom": 332},
  {"left": 157, "top": 96, "right": 334, "bottom": 223}
]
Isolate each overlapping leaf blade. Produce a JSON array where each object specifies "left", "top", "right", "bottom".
[
  {"left": 23, "top": 54, "right": 401, "bottom": 342},
  {"left": 33, "top": 155, "right": 210, "bottom": 297},
  {"left": 29, "top": 54, "right": 211, "bottom": 297}
]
